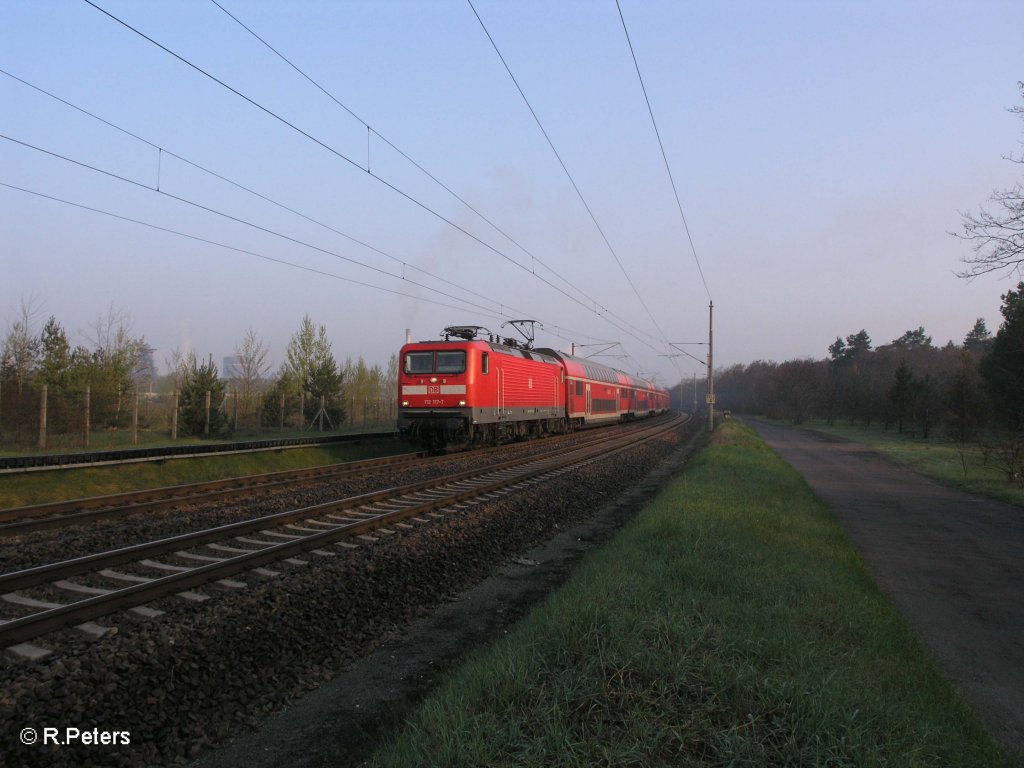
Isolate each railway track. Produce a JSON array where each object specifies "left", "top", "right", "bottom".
[
  {"left": 1, "top": 414, "right": 684, "bottom": 653},
  {"left": 0, "top": 450, "right": 425, "bottom": 535},
  {"left": 0, "top": 430, "right": 399, "bottom": 473},
  {"left": 0, "top": 417, "right": 670, "bottom": 536}
]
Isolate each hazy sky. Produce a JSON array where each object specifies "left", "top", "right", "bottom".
[{"left": 3, "top": 0, "right": 1023, "bottom": 387}]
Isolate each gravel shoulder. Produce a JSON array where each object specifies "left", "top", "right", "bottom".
[
  {"left": 190, "top": 429, "right": 704, "bottom": 768},
  {"left": 747, "top": 419, "right": 1024, "bottom": 757}
]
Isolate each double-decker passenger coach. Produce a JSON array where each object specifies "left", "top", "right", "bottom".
[{"left": 397, "top": 324, "right": 671, "bottom": 451}]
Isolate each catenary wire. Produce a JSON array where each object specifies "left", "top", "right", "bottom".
[
  {"left": 207, "top": 0, "right": 660, "bottom": 347},
  {"left": 0, "top": 182, "right": 503, "bottom": 320},
  {"left": 0, "top": 132, "right": 510, "bottom": 318},
  {"left": 615, "top": 0, "right": 711, "bottom": 302},
  {"left": 81, "top": 0, "right": 667, "bottom": 358},
  {"left": 466, "top": 0, "right": 672, "bottom": 346},
  {"left": 0, "top": 180, "right": 625, "bottom": 364},
  {"left": 0, "top": 67, "right": 523, "bottom": 318},
  {"left": 0, "top": 74, "right": 620, "bottom": 352}
]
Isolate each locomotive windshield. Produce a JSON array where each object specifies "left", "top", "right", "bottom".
[
  {"left": 404, "top": 350, "right": 466, "bottom": 374},
  {"left": 436, "top": 351, "right": 466, "bottom": 373},
  {"left": 405, "top": 352, "right": 433, "bottom": 374}
]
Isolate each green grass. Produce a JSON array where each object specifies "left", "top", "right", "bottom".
[
  {"left": 788, "top": 420, "right": 1024, "bottom": 508},
  {"left": 0, "top": 423, "right": 396, "bottom": 458},
  {"left": 363, "top": 421, "right": 1013, "bottom": 767},
  {"left": 0, "top": 437, "right": 414, "bottom": 509}
]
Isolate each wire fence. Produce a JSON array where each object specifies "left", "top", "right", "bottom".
[{"left": 0, "top": 382, "right": 397, "bottom": 454}]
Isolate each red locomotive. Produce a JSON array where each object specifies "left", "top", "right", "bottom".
[{"left": 397, "top": 325, "right": 670, "bottom": 450}]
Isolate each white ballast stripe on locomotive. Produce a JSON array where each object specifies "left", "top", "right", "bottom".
[{"left": 402, "top": 385, "right": 467, "bottom": 395}]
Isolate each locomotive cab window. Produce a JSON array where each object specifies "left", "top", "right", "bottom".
[
  {"left": 481, "top": 352, "right": 489, "bottom": 375},
  {"left": 436, "top": 351, "right": 466, "bottom": 374},
  {"left": 404, "top": 352, "right": 434, "bottom": 374}
]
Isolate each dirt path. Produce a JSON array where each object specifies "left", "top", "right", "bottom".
[{"left": 748, "top": 420, "right": 1024, "bottom": 757}]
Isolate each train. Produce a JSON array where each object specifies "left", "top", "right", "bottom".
[{"left": 397, "top": 325, "right": 671, "bottom": 451}]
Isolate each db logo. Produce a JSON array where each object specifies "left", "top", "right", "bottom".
[{"left": 427, "top": 386, "right": 440, "bottom": 394}]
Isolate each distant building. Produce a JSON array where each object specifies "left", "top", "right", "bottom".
[{"left": 222, "top": 356, "right": 244, "bottom": 380}]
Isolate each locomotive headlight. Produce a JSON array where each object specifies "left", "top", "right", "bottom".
[
  {"left": 401, "top": 400, "right": 410, "bottom": 407},
  {"left": 459, "top": 400, "right": 467, "bottom": 406}
]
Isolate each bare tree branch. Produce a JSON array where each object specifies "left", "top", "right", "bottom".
[{"left": 955, "top": 83, "right": 1024, "bottom": 280}]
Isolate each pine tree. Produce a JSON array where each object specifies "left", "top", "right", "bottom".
[
  {"left": 963, "top": 318, "right": 993, "bottom": 353},
  {"left": 888, "top": 359, "right": 916, "bottom": 433},
  {"left": 981, "top": 282, "right": 1024, "bottom": 430},
  {"left": 178, "top": 353, "right": 229, "bottom": 437}
]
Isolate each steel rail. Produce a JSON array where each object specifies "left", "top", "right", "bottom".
[
  {"left": 0, "top": 415, "right": 680, "bottom": 593},
  {"left": 0, "top": 417, "right": 665, "bottom": 535},
  {"left": 0, "top": 430, "right": 400, "bottom": 474},
  {"left": 0, "top": 415, "right": 684, "bottom": 647},
  {"left": 0, "top": 450, "right": 424, "bottom": 534}
]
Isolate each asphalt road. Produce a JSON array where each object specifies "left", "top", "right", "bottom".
[{"left": 748, "top": 419, "right": 1024, "bottom": 758}]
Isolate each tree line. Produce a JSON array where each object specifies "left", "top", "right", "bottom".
[
  {"left": 707, "top": 283, "right": 1024, "bottom": 484},
  {"left": 0, "top": 302, "right": 397, "bottom": 447}
]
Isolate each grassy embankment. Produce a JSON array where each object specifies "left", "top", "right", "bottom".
[
  {"left": 787, "top": 420, "right": 1024, "bottom": 508},
  {"left": 364, "top": 420, "right": 1012, "bottom": 767},
  {"left": 0, "top": 424, "right": 396, "bottom": 458},
  {"left": 0, "top": 437, "right": 413, "bottom": 509}
]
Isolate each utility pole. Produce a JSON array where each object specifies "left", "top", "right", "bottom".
[{"left": 707, "top": 301, "right": 714, "bottom": 431}]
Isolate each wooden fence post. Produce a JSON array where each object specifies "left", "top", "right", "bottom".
[
  {"left": 132, "top": 392, "right": 139, "bottom": 445},
  {"left": 38, "top": 384, "right": 48, "bottom": 450},
  {"left": 83, "top": 384, "right": 91, "bottom": 448},
  {"left": 204, "top": 390, "right": 211, "bottom": 435}
]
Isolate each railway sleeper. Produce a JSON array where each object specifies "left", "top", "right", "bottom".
[
  {"left": 175, "top": 551, "right": 227, "bottom": 563},
  {"left": 206, "top": 543, "right": 260, "bottom": 556},
  {"left": 54, "top": 580, "right": 113, "bottom": 596},
  {"left": 3, "top": 593, "right": 64, "bottom": 611},
  {"left": 6, "top": 642, "right": 53, "bottom": 662},
  {"left": 138, "top": 559, "right": 190, "bottom": 573},
  {"left": 97, "top": 569, "right": 153, "bottom": 585},
  {"left": 235, "top": 536, "right": 283, "bottom": 547}
]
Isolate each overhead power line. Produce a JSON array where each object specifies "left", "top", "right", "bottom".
[
  {"left": 0, "top": 67, "right": 520, "bottom": 318},
  {"left": 0, "top": 179, "right": 620, "bottom": 354},
  {"left": 0, "top": 132, "right": 516, "bottom": 318},
  {"left": 0, "top": 181, "right": 502, "bottom": 318},
  {"left": 466, "top": 0, "right": 672, "bottom": 345},
  {"left": 206, "top": 0, "right": 668, "bottom": 353},
  {"left": 615, "top": 0, "right": 711, "bottom": 302},
  {"left": 81, "top": 0, "right": 668, "bottom": 357}
]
